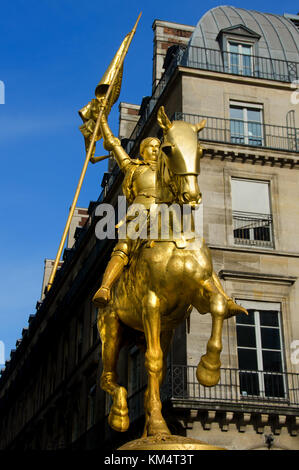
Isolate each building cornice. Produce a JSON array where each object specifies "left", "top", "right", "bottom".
[
  {"left": 202, "top": 144, "right": 299, "bottom": 168},
  {"left": 152, "top": 19, "right": 195, "bottom": 32},
  {"left": 178, "top": 65, "right": 297, "bottom": 90},
  {"left": 210, "top": 244, "right": 299, "bottom": 258},
  {"left": 218, "top": 269, "right": 297, "bottom": 285}
]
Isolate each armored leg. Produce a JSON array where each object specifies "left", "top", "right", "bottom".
[
  {"left": 93, "top": 255, "right": 126, "bottom": 307},
  {"left": 92, "top": 241, "right": 130, "bottom": 307}
]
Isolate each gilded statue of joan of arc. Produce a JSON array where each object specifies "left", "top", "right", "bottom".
[{"left": 92, "top": 110, "right": 161, "bottom": 307}]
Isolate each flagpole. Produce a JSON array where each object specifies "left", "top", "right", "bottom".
[{"left": 47, "top": 12, "right": 141, "bottom": 292}]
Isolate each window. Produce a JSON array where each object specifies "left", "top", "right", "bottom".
[
  {"left": 230, "top": 101, "right": 263, "bottom": 146},
  {"left": 228, "top": 41, "right": 253, "bottom": 76},
  {"left": 71, "top": 406, "right": 79, "bottom": 442},
  {"left": 236, "top": 301, "right": 286, "bottom": 399},
  {"left": 231, "top": 178, "right": 274, "bottom": 248},
  {"left": 87, "top": 384, "right": 96, "bottom": 430},
  {"left": 62, "top": 337, "right": 69, "bottom": 380},
  {"left": 128, "top": 346, "right": 144, "bottom": 422},
  {"left": 129, "top": 347, "right": 142, "bottom": 395},
  {"left": 50, "top": 354, "right": 57, "bottom": 394},
  {"left": 76, "top": 318, "right": 83, "bottom": 364},
  {"left": 90, "top": 305, "right": 98, "bottom": 346}
]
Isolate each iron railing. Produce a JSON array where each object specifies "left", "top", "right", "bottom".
[
  {"left": 173, "top": 112, "right": 299, "bottom": 153},
  {"left": 232, "top": 211, "right": 274, "bottom": 248},
  {"left": 166, "top": 365, "right": 299, "bottom": 406},
  {"left": 127, "top": 365, "right": 299, "bottom": 423},
  {"left": 124, "top": 46, "right": 299, "bottom": 151},
  {"left": 183, "top": 46, "right": 299, "bottom": 83}
]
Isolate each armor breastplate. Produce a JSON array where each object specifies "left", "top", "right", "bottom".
[{"left": 131, "top": 164, "right": 157, "bottom": 208}]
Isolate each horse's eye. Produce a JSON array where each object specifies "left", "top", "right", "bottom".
[{"left": 163, "top": 145, "right": 173, "bottom": 157}]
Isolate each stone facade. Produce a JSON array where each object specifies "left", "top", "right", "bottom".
[
  {"left": 0, "top": 9, "right": 299, "bottom": 451},
  {"left": 152, "top": 20, "right": 194, "bottom": 91}
]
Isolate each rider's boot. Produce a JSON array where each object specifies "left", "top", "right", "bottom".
[{"left": 92, "top": 255, "right": 126, "bottom": 307}]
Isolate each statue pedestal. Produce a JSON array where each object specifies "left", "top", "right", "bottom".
[{"left": 118, "top": 434, "right": 226, "bottom": 450}]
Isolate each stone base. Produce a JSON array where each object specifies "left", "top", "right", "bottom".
[{"left": 118, "top": 434, "right": 226, "bottom": 450}]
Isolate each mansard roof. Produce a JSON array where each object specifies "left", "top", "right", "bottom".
[{"left": 188, "top": 6, "right": 299, "bottom": 62}]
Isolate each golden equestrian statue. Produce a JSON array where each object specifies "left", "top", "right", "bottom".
[
  {"left": 92, "top": 105, "right": 248, "bottom": 449},
  {"left": 64, "top": 15, "right": 248, "bottom": 449}
]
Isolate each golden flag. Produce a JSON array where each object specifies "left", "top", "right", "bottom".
[{"left": 78, "top": 34, "right": 130, "bottom": 155}]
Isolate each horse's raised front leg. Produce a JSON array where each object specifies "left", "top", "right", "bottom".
[
  {"left": 195, "top": 280, "right": 227, "bottom": 387},
  {"left": 142, "top": 291, "right": 171, "bottom": 437},
  {"left": 98, "top": 308, "right": 129, "bottom": 432}
]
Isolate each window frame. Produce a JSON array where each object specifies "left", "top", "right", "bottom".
[
  {"left": 235, "top": 300, "right": 287, "bottom": 400},
  {"left": 228, "top": 40, "right": 254, "bottom": 76},
  {"left": 223, "top": 167, "right": 280, "bottom": 251},
  {"left": 230, "top": 176, "right": 274, "bottom": 249},
  {"left": 219, "top": 28, "right": 260, "bottom": 77},
  {"left": 87, "top": 384, "right": 96, "bottom": 430},
  {"left": 76, "top": 316, "right": 84, "bottom": 364},
  {"left": 229, "top": 100, "right": 264, "bottom": 146},
  {"left": 90, "top": 304, "right": 98, "bottom": 347}
]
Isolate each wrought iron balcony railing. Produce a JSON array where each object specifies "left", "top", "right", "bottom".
[
  {"left": 125, "top": 45, "right": 299, "bottom": 150},
  {"left": 173, "top": 112, "right": 299, "bottom": 153},
  {"left": 127, "top": 365, "right": 299, "bottom": 423},
  {"left": 166, "top": 365, "right": 299, "bottom": 407},
  {"left": 232, "top": 211, "right": 274, "bottom": 248},
  {"left": 183, "top": 46, "right": 299, "bottom": 83}
]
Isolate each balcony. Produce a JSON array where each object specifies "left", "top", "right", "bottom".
[
  {"left": 124, "top": 45, "right": 299, "bottom": 152},
  {"left": 127, "top": 365, "right": 299, "bottom": 424},
  {"left": 166, "top": 365, "right": 299, "bottom": 407},
  {"left": 173, "top": 112, "right": 299, "bottom": 153},
  {"left": 232, "top": 211, "right": 274, "bottom": 248},
  {"left": 183, "top": 46, "right": 299, "bottom": 83}
]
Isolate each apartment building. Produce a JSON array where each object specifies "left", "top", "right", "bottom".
[{"left": 0, "top": 6, "right": 298, "bottom": 451}]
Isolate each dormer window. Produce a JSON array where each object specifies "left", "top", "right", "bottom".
[
  {"left": 217, "top": 25, "right": 260, "bottom": 77},
  {"left": 228, "top": 41, "right": 253, "bottom": 76}
]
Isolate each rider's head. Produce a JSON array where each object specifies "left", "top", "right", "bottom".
[{"left": 140, "top": 137, "right": 160, "bottom": 163}]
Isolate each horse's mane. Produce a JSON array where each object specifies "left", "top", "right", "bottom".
[{"left": 156, "top": 147, "right": 174, "bottom": 204}]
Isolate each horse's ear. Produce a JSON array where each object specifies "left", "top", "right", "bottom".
[
  {"left": 192, "top": 118, "right": 206, "bottom": 133},
  {"left": 157, "top": 106, "right": 172, "bottom": 132}
]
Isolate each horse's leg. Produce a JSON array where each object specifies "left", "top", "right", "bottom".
[
  {"left": 194, "top": 279, "right": 227, "bottom": 387},
  {"left": 142, "top": 291, "right": 171, "bottom": 437},
  {"left": 142, "top": 329, "right": 174, "bottom": 437},
  {"left": 98, "top": 309, "right": 129, "bottom": 432},
  {"left": 160, "top": 329, "right": 174, "bottom": 384}
]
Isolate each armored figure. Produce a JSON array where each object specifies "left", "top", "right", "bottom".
[
  {"left": 92, "top": 112, "right": 161, "bottom": 307},
  {"left": 92, "top": 111, "right": 236, "bottom": 311}
]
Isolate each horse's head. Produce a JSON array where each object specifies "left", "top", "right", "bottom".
[{"left": 157, "top": 106, "right": 206, "bottom": 206}]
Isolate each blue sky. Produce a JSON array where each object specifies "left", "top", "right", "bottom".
[{"left": 0, "top": 0, "right": 297, "bottom": 364}]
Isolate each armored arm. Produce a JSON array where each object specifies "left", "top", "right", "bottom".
[{"left": 100, "top": 111, "right": 131, "bottom": 172}]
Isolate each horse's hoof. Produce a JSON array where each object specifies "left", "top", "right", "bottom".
[
  {"left": 108, "top": 387, "right": 129, "bottom": 432},
  {"left": 145, "top": 409, "right": 171, "bottom": 437},
  {"left": 108, "top": 412, "right": 129, "bottom": 433},
  {"left": 196, "top": 360, "right": 220, "bottom": 387},
  {"left": 147, "top": 420, "right": 171, "bottom": 437}
]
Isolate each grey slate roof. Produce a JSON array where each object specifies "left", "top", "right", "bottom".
[{"left": 188, "top": 6, "right": 299, "bottom": 63}]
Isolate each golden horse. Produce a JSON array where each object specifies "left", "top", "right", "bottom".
[{"left": 95, "top": 106, "right": 247, "bottom": 438}]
